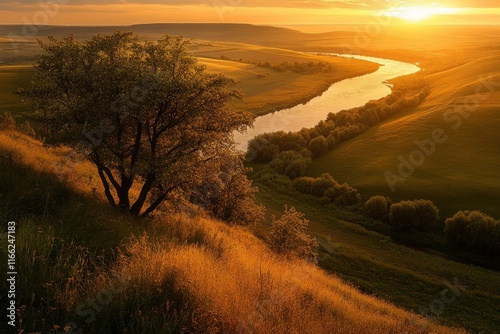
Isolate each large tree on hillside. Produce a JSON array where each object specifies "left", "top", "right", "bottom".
[{"left": 21, "top": 32, "right": 254, "bottom": 217}]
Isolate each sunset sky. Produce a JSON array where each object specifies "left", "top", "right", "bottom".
[{"left": 0, "top": 0, "right": 499, "bottom": 26}]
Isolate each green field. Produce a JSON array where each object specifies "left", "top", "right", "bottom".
[
  {"left": 0, "top": 65, "right": 33, "bottom": 122},
  {"left": 251, "top": 181, "right": 500, "bottom": 333},
  {"left": 307, "top": 49, "right": 500, "bottom": 220}
]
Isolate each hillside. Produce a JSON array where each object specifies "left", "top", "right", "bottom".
[
  {"left": 307, "top": 49, "right": 500, "bottom": 219},
  {"left": 0, "top": 130, "right": 465, "bottom": 333}
]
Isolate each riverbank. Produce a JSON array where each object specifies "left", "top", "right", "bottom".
[
  {"left": 194, "top": 42, "right": 380, "bottom": 116},
  {"left": 234, "top": 54, "right": 420, "bottom": 151}
]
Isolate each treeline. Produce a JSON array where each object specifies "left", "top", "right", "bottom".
[
  {"left": 363, "top": 196, "right": 500, "bottom": 256},
  {"left": 248, "top": 74, "right": 430, "bottom": 175},
  {"left": 219, "top": 55, "right": 335, "bottom": 74}
]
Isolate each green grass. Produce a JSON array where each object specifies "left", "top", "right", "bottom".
[
  {"left": 306, "top": 49, "right": 500, "bottom": 220},
  {"left": 250, "top": 177, "right": 500, "bottom": 334},
  {"left": 0, "top": 65, "right": 33, "bottom": 122}
]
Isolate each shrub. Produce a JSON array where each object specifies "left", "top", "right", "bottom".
[
  {"left": 19, "top": 121, "right": 36, "bottom": 138},
  {"left": 307, "top": 135, "right": 328, "bottom": 157},
  {"left": 293, "top": 174, "right": 361, "bottom": 207},
  {"left": 293, "top": 177, "right": 315, "bottom": 194},
  {"left": 389, "top": 201, "right": 417, "bottom": 232},
  {"left": 325, "top": 183, "right": 361, "bottom": 206},
  {"left": 389, "top": 199, "right": 439, "bottom": 233},
  {"left": 413, "top": 199, "right": 439, "bottom": 232},
  {"left": 444, "top": 211, "right": 500, "bottom": 255},
  {"left": 0, "top": 112, "right": 16, "bottom": 130},
  {"left": 310, "top": 173, "right": 338, "bottom": 197},
  {"left": 192, "top": 155, "right": 265, "bottom": 226},
  {"left": 267, "top": 206, "right": 319, "bottom": 263},
  {"left": 364, "top": 196, "right": 391, "bottom": 220},
  {"left": 270, "top": 150, "right": 311, "bottom": 178}
]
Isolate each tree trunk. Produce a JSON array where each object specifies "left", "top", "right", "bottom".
[{"left": 129, "top": 173, "right": 156, "bottom": 216}]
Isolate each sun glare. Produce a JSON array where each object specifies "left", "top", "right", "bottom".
[{"left": 383, "top": 6, "right": 461, "bottom": 22}]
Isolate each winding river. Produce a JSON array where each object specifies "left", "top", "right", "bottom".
[{"left": 234, "top": 54, "right": 421, "bottom": 151}]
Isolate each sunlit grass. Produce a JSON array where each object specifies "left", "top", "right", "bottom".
[{"left": 0, "top": 129, "right": 467, "bottom": 333}]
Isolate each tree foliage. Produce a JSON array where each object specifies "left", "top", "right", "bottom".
[
  {"left": 20, "top": 32, "right": 253, "bottom": 217},
  {"left": 444, "top": 210, "right": 500, "bottom": 255},
  {"left": 191, "top": 153, "right": 265, "bottom": 226},
  {"left": 267, "top": 206, "right": 319, "bottom": 263},
  {"left": 389, "top": 199, "right": 439, "bottom": 233},
  {"left": 364, "top": 196, "right": 392, "bottom": 221},
  {"left": 293, "top": 173, "right": 361, "bottom": 206}
]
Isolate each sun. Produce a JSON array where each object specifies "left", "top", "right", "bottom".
[{"left": 383, "top": 6, "right": 460, "bottom": 22}]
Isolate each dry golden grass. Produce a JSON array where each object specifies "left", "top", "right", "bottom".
[
  {"left": 0, "top": 130, "right": 466, "bottom": 333},
  {"left": 106, "top": 215, "right": 465, "bottom": 333}
]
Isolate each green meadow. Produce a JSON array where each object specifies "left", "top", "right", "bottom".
[{"left": 307, "top": 49, "right": 500, "bottom": 220}]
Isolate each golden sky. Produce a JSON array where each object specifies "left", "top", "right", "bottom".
[{"left": 0, "top": 1, "right": 499, "bottom": 26}]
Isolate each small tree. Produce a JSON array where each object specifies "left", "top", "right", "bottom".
[
  {"left": 364, "top": 196, "right": 391, "bottom": 221},
  {"left": 307, "top": 135, "right": 328, "bottom": 157},
  {"left": 0, "top": 112, "right": 16, "bottom": 130},
  {"left": 267, "top": 206, "right": 318, "bottom": 263},
  {"left": 19, "top": 121, "right": 36, "bottom": 138},
  {"left": 389, "top": 201, "right": 417, "bottom": 232},
  {"left": 191, "top": 153, "right": 265, "bottom": 226},
  {"left": 444, "top": 210, "right": 500, "bottom": 255},
  {"left": 413, "top": 199, "right": 439, "bottom": 232}
]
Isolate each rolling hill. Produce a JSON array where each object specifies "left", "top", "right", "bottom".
[{"left": 307, "top": 49, "right": 500, "bottom": 219}]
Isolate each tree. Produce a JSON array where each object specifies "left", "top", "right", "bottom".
[
  {"left": 267, "top": 206, "right": 319, "bottom": 263},
  {"left": 191, "top": 153, "right": 265, "bottom": 226},
  {"left": 389, "top": 199, "right": 439, "bottom": 233},
  {"left": 389, "top": 201, "right": 417, "bottom": 232},
  {"left": 307, "top": 135, "right": 328, "bottom": 157},
  {"left": 364, "top": 196, "right": 391, "bottom": 221},
  {"left": 444, "top": 210, "right": 500, "bottom": 255},
  {"left": 20, "top": 32, "right": 253, "bottom": 217}
]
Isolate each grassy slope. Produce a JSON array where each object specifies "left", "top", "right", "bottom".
[
  {"left": 251, "top": 180, "right": 500, "bottom": 334},
  {"left": 0, "top": 65, "right": 33, "bottom": 121},
  {"left": 0, "top": 130, "right": 464, "bottom": 334},
  {"left": 307, "top": 49, "right": 500, "bottom": 219}
]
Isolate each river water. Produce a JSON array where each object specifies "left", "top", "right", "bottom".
[{"left": 234, "top": 54, "right": 421, "bottom": 151}]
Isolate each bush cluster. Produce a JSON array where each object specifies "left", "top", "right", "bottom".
[
  {"left": 269, "top": 150, "right": 312, "bottom": 178},
  {"left": 389, "top": 199, "right": 439, "bottom": 233},
  {"left": 293, "top": 173, "right": 361, "bottom": 206},
  {"left": 444, "top": 211, "right": 500, "bottom": 255},
  {"left": 219, "top": 56, "right": 336, "bottom": 74}
]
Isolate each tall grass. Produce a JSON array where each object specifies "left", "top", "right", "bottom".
[{"left": 0, "top": 130, "right": 466, "bottom": 333}]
